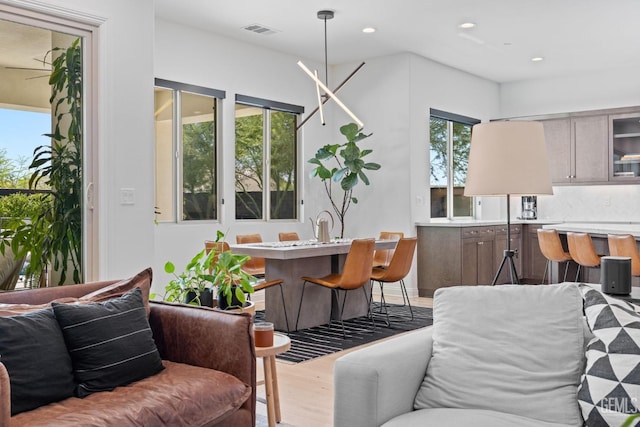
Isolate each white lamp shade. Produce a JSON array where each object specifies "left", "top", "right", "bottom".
[{"left": 464, "top": 121, "right": 553, "bottom": 196}]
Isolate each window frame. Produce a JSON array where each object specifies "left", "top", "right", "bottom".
[
  {"left": 154, "top": 78, "right": 225, "bottom": 223},
  {"left": 429, "top": 108, "right": 480, "bottom": 219},
  {"left": 234, "top": 94, "right": 303, "bottom": 222}
]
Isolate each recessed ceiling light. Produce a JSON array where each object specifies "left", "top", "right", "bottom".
[
  {"left": 362, "top": 27, "right": 376, "bottom": 33},
  {"left": 531, "top": 56, "right": 544, "bottom": 62},
  {"left": 459, "top": 22, "right": 476, "bottom": 29}
]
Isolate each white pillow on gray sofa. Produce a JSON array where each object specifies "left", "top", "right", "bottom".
[{"left": 414, "top": 284, "right": 585, "bottom": 426}]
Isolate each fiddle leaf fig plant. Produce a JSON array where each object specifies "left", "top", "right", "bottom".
[{"left": 308, "top": 122, "right": 381, "bottom": 238}]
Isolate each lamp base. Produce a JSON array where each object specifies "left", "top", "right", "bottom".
[{"left": 492, "top": 249, "right": 519, "bottom": 285}]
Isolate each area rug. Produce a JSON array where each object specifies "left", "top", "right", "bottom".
[{"left": 256, "top": 304, "right": 433, "bottom": 363}]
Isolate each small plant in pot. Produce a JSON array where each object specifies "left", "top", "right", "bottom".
[{"left": 162, "top": 231, "right": 255, "bottom": 309}]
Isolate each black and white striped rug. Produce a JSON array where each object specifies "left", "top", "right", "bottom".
[{"left": 255, "top": 304, "right": 433, "bottom": 363}]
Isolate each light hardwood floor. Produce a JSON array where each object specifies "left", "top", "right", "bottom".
[{"left": 255, "top": 295, "right": 433, "bottom": 427}]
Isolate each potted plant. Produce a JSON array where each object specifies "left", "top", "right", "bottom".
[
  {"left": 308, "top": 122, "right": 381, "bottom": 238},
  {"left": 163, "top": 231, "right": 256, "bottom": 309}
]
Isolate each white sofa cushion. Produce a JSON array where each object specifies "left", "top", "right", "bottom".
[{"left": 414, "top": 284, "right": 584, "bottom": 426}]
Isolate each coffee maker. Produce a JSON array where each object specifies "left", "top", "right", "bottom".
[{"left": 521, "top": 196, "right": 537, "bottom": 220}]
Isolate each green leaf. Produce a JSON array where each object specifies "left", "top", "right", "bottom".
[
  {"left": 339, "top": 123, "right": 359, "bottom": 141},
  {"left": 351, "top": 197, "right": 358, "bottom": 204},
  {"left": 341, "top": 173, "right": 358, "bottom": 191},
  {"left": 164, "top": 262, "right": 175, "bottom": 274},
  {"left": 332, "top": 168, "right": 348, "bottom": 183},
  {"left": 358, "top": 170, "right": 370, "bottom": 185},
  {"left": 317, "top": 165, "right": 332, "bottom": 180},
  {"left": 363, "top": 162, "right": 381, "bottom": 170}
]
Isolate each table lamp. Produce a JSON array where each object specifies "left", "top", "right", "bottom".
[{"left": 464, "top": 121, "right": 553, "bottom": 284}]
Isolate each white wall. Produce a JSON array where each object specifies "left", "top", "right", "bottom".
[{"left": 499, "top": 65, "right": 640, "bottom": 223}]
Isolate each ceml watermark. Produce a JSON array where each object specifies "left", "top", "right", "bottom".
[{"left": 600, "top": 397, "right": 639, "bottom": 413}]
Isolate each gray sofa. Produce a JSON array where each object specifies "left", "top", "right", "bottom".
[{"left": 335, "top": 284, "right": 598, "bottom": 427}]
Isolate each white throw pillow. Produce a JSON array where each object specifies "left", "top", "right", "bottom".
[{"left": 414, "top": 284, "right": 585, "bottom": 426}]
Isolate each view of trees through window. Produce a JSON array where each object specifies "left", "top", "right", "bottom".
[
  {"left": 235, "top": 103, "right": 297, "bottom": 220},
  {"left": 154, "top": 81, "right": 220, "bottom": 222},
  {"left": 429, "top": 113, "right": 475, "bottom": 218}
]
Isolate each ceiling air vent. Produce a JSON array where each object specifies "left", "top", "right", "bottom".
[{"left": 242, "top": 23, "right": 278, "bottom": 36}]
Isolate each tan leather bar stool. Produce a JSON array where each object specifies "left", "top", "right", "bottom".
[
  {"left": 537, "top": 229, "right": 573, "bottom": 283},
  {"left": 607, "top": 234, "right": 640, "bottom": 276},
  {"left": 372, "top": 231, "right": 404, "bottom": 269},
  {"left": 278, "top": 232, "right": 300, "bottom": 242},
  {"left": 566, "top": 232, "right": 602, "bottom": 282}
]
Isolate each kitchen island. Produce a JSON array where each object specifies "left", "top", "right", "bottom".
[{"left": 542, "top": 222, "right": 640, "bottom": 284}]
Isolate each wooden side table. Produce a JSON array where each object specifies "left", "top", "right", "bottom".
[{"left": 255, "top": 333, "right": 291, "bottom": 427}]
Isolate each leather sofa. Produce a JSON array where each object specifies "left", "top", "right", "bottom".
[{"left": 0, "top": 278, "right": 256, "bottom": 427}]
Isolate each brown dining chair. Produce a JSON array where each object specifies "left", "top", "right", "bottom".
[
  {"left": 278, "top": 232, "right": 300, "bottom": 242},
  {"left": 296, "top": 238, "right": 376, "bottom": 337},
  {"left": 567, "top": 232, "right": 602, "bottom": 282},
  {"left": 537, "top": 229, "right": 573, "bottom": 283},
  {"left": 370, "top": 237, "right": 417, "bottom": 326},
  {"left": 372, "top": 231, "right": 404, "bottom": 268},
  {"left": 235, "top": 233, "right": 266, "bottom": 276},
  {"left": 608, "top": 234, "right": 640, "bottom": 276},
  {"left": 206, "top": 240, "right": 290, "bottom": 331}
]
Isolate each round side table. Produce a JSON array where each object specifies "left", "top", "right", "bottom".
[{"left": 255, "top": 333, "right": 291, "bottom": 427}]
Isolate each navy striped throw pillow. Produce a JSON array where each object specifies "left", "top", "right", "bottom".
[{"left": 52, "top": 287, "right": 164, "bottom": 397}]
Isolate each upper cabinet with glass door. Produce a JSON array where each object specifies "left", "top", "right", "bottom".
[{"left": 610, "top": 112, "right": 640, "bottom": 181}]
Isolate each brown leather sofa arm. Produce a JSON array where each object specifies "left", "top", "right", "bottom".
[
  {"left": 0, "top": 362, "right": 9, "bottom": 427},
  {"left": 148, "top": 301, "right": 256, "bottom": 424}
]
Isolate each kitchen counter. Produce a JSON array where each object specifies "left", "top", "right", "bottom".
[
  {"left": 415, "top": 219, "right": 558, "bottom": 227},
  {"left": 542, "top": 222, "right": 640, "bottom": 238}
]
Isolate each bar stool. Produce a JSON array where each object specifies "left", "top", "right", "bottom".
[
  {"left": 278, "top": 232, "right": 299, "bottom": 242},
  {"left": 537, "top": 229, "right": 573, "bottom": 283},
  {"left": 236, "top": 234, "right": 266, "bottom": 276},
  {"left": 607, "top": 234, "right": 640, "bottom": 276},
  {"left": 373, "top": 231, "right": 404, "bottom": 268},
  {"left": 566, "top": 232, "right": 602, "bottom": 282}
]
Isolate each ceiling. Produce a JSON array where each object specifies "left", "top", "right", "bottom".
[{"left": 155, "top": 0, "right": 640, "bottom": 83}]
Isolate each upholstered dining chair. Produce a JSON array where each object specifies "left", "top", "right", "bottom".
[
  {"left": 296, "top": 238, "right": 376, "bottom": 337},
  {"left": 608, "top": 234, "right": 640, "bottom": 276},
  {"left": 566, "top": 232, "right": 602, "bottom": 282},
  {"left": 278, "top": 232, "right": 300, "bottom": 242},
  {"left": 537, "top": 229, "right": 574, "bottom": 283},
  {"left": 235, "top": 233, "right": 266, "bottom": 276},
  {"left": 370, "top": 237, "right": 417, "bottom": 326},
  {"left": 372, "top": 231, "right": 404, "bottom": 268},
  {"left": 205, "top": 240, "right": 290, "bottom": 331}
]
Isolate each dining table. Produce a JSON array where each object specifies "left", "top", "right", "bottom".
[{"left": 230, "top": 238, "right": 397, "bottom": 331}]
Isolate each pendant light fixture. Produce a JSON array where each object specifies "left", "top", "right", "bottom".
[{"left": 297, "top": 10, "right": 366, "bottom": 130}]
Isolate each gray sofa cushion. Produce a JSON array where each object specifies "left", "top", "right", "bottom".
[
  {"left": 414, "top": 284, "right": 584, "bottom": 426},
  {"left": 383, "top": 408, "right": 577, "bottom": 427}
]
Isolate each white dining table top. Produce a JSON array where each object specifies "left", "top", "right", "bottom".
[{"left": 230, "top": 238, "right": 397, "bottom": 260}]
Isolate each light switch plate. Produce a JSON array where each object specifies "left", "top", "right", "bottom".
[{"left": 120, "top": 188, "right": 135, "bottom": 205}]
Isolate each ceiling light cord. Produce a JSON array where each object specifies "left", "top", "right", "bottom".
[{"left": 324, "top": 15, "right": 329, "bottom": 87}]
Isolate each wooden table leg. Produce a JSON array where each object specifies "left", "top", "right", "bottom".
[
  {"left": 270, "top": 354, "right": 282, "bottom": 422},
  {"left": 263, "top": 356, "right": 276, "bottom": 427}
]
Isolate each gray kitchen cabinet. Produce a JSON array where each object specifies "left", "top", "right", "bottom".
[
  {"left": 610, "top": 112, "right": 640, "bottom": 181},
  {"left": 541, "top": 116, "right": 608, "bottom": 184},
  {"left": 461, "top": 226, "right": 495, "bottom": 286}
]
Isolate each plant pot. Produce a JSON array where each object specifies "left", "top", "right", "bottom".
[
  {"left": 185, "top": 288, "right": 214, "bottom": 307},
  {"left": 216, "top": 288, "right": 246, "bottom": 311}
]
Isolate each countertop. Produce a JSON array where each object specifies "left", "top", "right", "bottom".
[
  {"left": 541, "top": 222, "right": 640, "bottom": 237},
  {"left": 415, "top": 219, "right": 559, "bottom": 227}
]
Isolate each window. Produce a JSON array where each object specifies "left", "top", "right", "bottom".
[
  {"left": 154, "top": 79, "right": 224, "bottom": 222},
  {"left": 429, "top": 109, "right": 479, "bottom": 219},
  {"left": 235, "top": 95, "right": 302, "bottom": 220}
]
